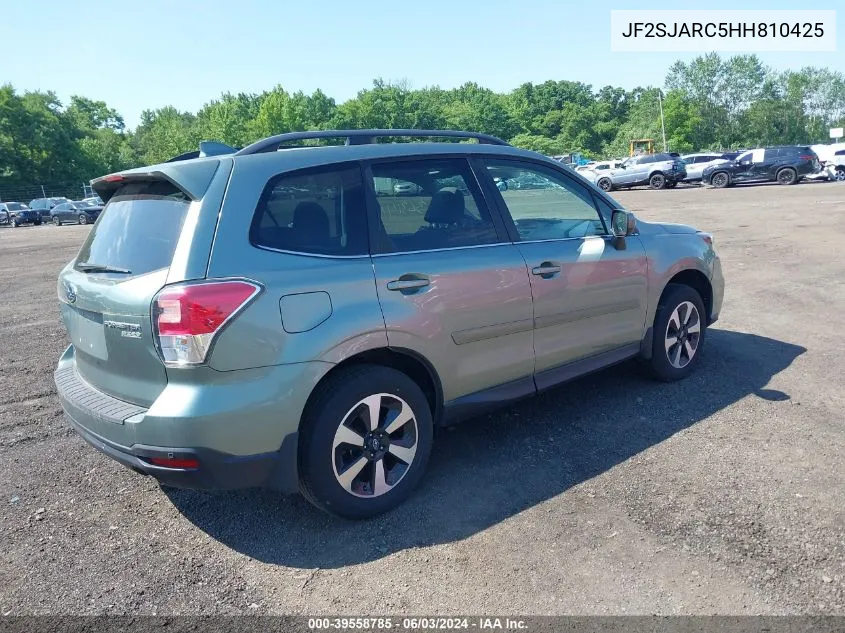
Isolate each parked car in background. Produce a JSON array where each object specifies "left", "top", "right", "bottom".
[
  {"left": 586, "top": 160, "right": 624, "bottom": 174},
  {"left": 586, "top": 153, "right": 687, "bottom": 191},
  {"left": 681, "top": 153, "right": 733, "bottom": 182},
  {"left": 82, "top": 195, "right": 104, "bottom": 206},
  {"left": 30, "top": 197, "right": 72, "bottom": 220},
  {"left": 829, "top": 149, "right": 845, "bottom": 181},
  {"left": 703, "top": 146, "right": 820, "bottom": 188},
  {"left": 53, "top": 128, "right": 723, "bottom": 519},
  {"left": 0, "top": 202, "right": 29, "bottom": 224},
  {"left": 393, "top": 181, "right": 421, "bottom": 195},
  {"left": 11, "top": 208, "right": 42, "bottom": 226},
  {"left": 51, "top": 200, "right": 103, "bottom": 226}
]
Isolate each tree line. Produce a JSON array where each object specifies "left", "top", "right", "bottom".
[{"left": 2, "top": 53, "right": 844, "bottom": 191}]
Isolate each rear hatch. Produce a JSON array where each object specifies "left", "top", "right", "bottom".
[{"left": 58, "top": 180, "right": 193, "bottom": 407}]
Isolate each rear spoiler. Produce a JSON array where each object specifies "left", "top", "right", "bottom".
[
  {"left": 165, "top": 141, "right": 240, "bottom": 163},
  {"left": 91, "top": 155, "right": 225, "bottom": 204}
]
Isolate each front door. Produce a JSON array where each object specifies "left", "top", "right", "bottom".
[
  {"left": 365, "top": 157, "right": 536, "bottom": 404},
  {"left": 480, "top": 158, "right": 649, "bottom": 389}
]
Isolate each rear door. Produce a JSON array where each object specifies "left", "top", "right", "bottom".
[
  {"left": 365, "top": 157, "right": 536, "bottom": 404},
  {"left": 480, "top": 158, "right": 648, "bottom": 388},
  {"left": 58, "top": 180, "right": 196, "bottom": 406},
  {"left": 753, "top": 148, "right": 781, "bottom": 180}
]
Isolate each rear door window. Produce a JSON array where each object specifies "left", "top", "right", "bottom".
[
  {"left": 367, "top": 158, "right": 500, "bottom": 253},
  {"left": 74, "top": 181, "right": 190, "bottom": 277},
  {"left": 251, "top": 164, "right": 368, "bottom": 256}
]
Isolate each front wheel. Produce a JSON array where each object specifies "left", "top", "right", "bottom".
[
  {"left": 777, "top": 167, "right": 797, "bottom": 185},
  {"left": 646, "top": 284, "right": 706, "bottom": 382},
  {"left": 298, "top": 365, "right": 434, "bottom": 519},
  {"left": 710, "top": 172, "right": 729, "bottom": 188},
  {"left": 834, "top": 167, "right": 845, "bottom": 182},
  {"left": 649, "top": 173, "right": 666, "bottom": 190},
  {"left": 53, "top": 216, "right": 62, "bottom": 226},
  {"left": 78, "top": 214, "right": 88, "bottom": 225},
  {"left": 597, "top": 177, "right": 612, "bottom": 192}
]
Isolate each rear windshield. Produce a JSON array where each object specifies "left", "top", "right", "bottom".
[
  {"left": 6, "top": 203, "right": 26, "bottom": 210},
  {"left": 74, "top": 181, "right": 190, "bottom": 277}
]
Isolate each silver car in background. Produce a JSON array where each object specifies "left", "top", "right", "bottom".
[{"left": 681, "top": 152, "right": 735, "bottom": 182}]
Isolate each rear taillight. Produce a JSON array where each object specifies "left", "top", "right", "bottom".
[
  {"left": 153, "top": 280, "right": 261, "bottom": 366},
  {"left": 799, "top": 154, "right": 815, "bottom": 161}
]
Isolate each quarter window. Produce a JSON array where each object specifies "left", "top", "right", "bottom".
[
  {"left": 368, "top": 159, "right": 499, "bottom": 253},
  {"left": 485, "top": 161, "right": 607, "bottom": 241},
  {"left": 251, "top": 164, "right": 368, "bottom": 256}
]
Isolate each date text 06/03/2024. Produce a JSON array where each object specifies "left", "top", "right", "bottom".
[{"left": 307, "top": 617, "right": 528, "bottom": 630}]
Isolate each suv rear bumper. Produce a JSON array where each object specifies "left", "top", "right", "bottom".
[
  {"left": 67, "top": 414, "right": 286, "bottom": 490},
  {"left": 54, "top": 345, "right": 330, "bottom": 493}
]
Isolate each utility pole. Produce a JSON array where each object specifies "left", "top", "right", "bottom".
[{"left": 658, "top": 90, "right": 668, "bottom": 152}]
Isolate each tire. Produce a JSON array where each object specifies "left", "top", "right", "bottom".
[
  {"left": 776, "top": 167, "right": 797, "bottom": 185},
  {"left": 12, "top": 221, "right": 18, "bottom": 227},
  {"left": 646, "top": 284, "right": 706, "bottom": 382},
  {"left": 710, "top": 171, "right": 729, "bottom": 188},
  {"left": 78, "top": 214, "right": 88, "bottom": 225},
  {"left": 34, "top": 220, "right": 41, "bottom": 226},
  {"left": 597, "top": 177, "right": 612, "bottom": 192},
  {"left": 665, "top": 180, "right": 678, "bottom": 189},
  {"left": 649, "top": 173, "right": 666, "bottom": 190},
  {"left": 53, "top": 216, "right": 62, "bottom": 226},
  {"left": 834, "top": 167, "right": 845, "bottom": 182},
  {"left": 298, "top": 364, "right": 434, "bottom": 519}
]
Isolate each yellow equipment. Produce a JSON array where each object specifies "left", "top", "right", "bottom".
[{"left": 629, "top": 139, "right": 655, "bottom": 156}]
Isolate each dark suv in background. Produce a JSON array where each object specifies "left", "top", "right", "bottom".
[
  {"left": 29, "top": 197, "right": 72, "bottom": 220},
  {"left": 703, "top": 146, "right": 820, "bottom": 187}
]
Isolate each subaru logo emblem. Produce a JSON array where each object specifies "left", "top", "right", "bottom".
[{"left": 64, "top": 281, "right": 77, "bottom": 304}]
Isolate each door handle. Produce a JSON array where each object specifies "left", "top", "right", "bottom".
[
  {"left": 387, "top": 275, "right": 430, "bottom": 291},
  {"left": 531, "top": 263, "right": 561, "bottom": 277}
]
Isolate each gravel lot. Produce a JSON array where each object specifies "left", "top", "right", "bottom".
[{"left": 1, "top": 182, "right": 843, "bottom": 616}]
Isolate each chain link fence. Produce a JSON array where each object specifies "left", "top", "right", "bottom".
[{"left": 0, "top": 182, "right": 93, "bottom": 204}]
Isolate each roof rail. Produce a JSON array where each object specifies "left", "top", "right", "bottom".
[
  {"left": 165, "top": 141, "right": 239, "bottom": 163},
  {"left": 235, "top": 129, "right": 510, "bottom": 156}
]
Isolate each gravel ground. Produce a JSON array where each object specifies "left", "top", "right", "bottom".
[{"left": 1, "top": 181, "right": 843, "bottom": 615}]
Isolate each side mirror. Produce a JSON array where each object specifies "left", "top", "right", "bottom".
[
  {"left": 611, "top": 210, "right": 636, "bottom": 249},
  {"left": 611, "top": 210, "right": 631, "bottom": 237}
]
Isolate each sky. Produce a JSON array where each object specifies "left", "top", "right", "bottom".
[{"left": 3, "top": 0, "right": 843, "bottom": 129}]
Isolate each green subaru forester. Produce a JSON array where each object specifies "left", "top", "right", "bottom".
[{"left": 54, "top": 130, "right": 724, "bottom": 518}]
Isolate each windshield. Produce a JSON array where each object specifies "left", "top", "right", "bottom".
[
  {"left": 6, "top": 203, "right": 27, "bottom": 210},
  {"left": 74, "top": 181, "right": 190, "bottom": 277}
]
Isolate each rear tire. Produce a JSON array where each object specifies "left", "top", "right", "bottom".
[
  {"left": 649, "top": 173, "right": 666, "bottom": 190},
  {"left": 78, "top": 214, "right": 88, "bottom": 225},
  {"left": 646, "top": 284, "right": 706, "bottom": 382},
  {"left": 53, "top": 216, "right": 61, "bottom": 226},
  {"left": 777, "top": 167, "right": 797, "bottom": 185},
  {"left": 665, "top": 180, "right": 678, "bottom": 189},
  {"left": 298, "top": 364, "right": 434, "bottom": 519},
  {"left": 834, "top": 167, "right": 845, "bottom": 182}
]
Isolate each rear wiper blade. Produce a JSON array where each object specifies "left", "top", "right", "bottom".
[{"left": 76, "top": 262, "right": 132, "bottom": 274}]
